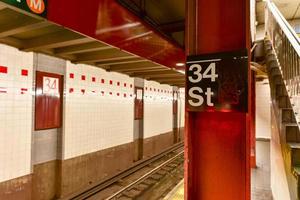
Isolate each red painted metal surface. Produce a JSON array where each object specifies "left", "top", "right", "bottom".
[
  {"left": 35, "top": 71, "right": 63, "bottom": 130},
  {"left": 47, "top": 0, "right": 185, "bottom": 69},
  {"left": 185, "top": 0, "right": 251, "bottom": 199},
  {"left": 134, "top": 87, "right": 144, "bottom": 120}
]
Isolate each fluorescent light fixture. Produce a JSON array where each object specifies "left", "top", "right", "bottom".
[{"left": 176, "top": 63, "right": 185, "bottom": 67}]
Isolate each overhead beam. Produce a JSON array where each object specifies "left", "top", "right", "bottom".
[
  {"left": 158, "top": 20, "right": 185, "bottom": 33},
  {"left": 0, "top": 20, "right": 49, "bottom": 38},
  {"left": 21, "top": 30, "right": 91, "bottom": 51},
  {"left": 54, "top": 41, "right": 114, "bottom": 55},
  {"left": 75, "top": 49, "right": 135, "bottom": 63},
  {"left": 110, "top": 61, "right": 162, "bottom": 70},
  {"left": 0, "top": 2, "right": 7, "bottom": 10},
  {"left": 96, "top": 58, "right": 147, "bottom": 66},
  {"left": 150, "top": 77, "right": 184, "bottom": 81},
  {"left": 0, "top": 36, "right": 24, "bottom": 48},
  {"left": 132, "top": 70, "right": 177, "bottom": 76},
  {"left": 144, "top": 73, "right": 182, "bottom": 79},
  {"left": 126, "top": 69, "right": 169, "bottom": 76},
  {"left": 112, "top": 66, "right": 163, "bottom": 73}
]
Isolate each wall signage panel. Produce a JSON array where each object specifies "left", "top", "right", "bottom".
[
  {"left": 134, "top": 87, "right": 144, "bottom": 120},
  {"left": 186, "top": 50, "right": 248, "bottom": 112},
  {"left": 35, "top": 71, "right": 63, "bottom": 130},
  {"left": 1, "top": 0, "right": 47, "bottom": 17}
]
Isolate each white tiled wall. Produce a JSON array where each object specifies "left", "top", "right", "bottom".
[
  {"left": 63, "top": 62, "right": 134, "bottom": 159},
  {"left": 256, "top": 80, "right": 271, "bottom": 139},
  {"left": 144, "top": 80, "right": 173, "bottom": 138},
  {"left": 178, "top": 88, "right": 185, "bottom": 128},
  {"left": 0, "top": 44, "right": 33, "bottom": 182}
]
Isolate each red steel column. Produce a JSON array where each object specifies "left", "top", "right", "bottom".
[{"left": 185, "top": 0, "right": 251, "bottom": 199}]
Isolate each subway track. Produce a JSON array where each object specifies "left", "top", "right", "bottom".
[{"left": 65, "top": 142, "right": 184, "bottom": 200}]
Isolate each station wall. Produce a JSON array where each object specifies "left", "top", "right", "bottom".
[
  {"left": 63, "top": 62, "right": 134, "bottom": 159},
  {"left": 144, "top": 80, "right": 173, "bottom": 138},
  {"left": 0, "top": 43, "right": 185, "bottom": 199},
  {"left": 0, "top": 44, "right": 33, "bottom": 183}
]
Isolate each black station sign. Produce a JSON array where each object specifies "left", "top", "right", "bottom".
[
  {"left": 186, "top": 50, "right": 248, "bottom": 112},
  {"left": 1, "top": 0, "right": 47, "bottom": 17}
]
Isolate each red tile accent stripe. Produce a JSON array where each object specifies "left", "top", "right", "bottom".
[
  {"left": 21, "top": 88, "right": 28, "bottom": 94},
  {"left": 0, "top": 66, "right": 7, "bottom": 74},
  {"left": 0, "top": 87, "right": 7, "bottom": 93},
  {"left": 21, "top": 69, "right": 28, "bottom": 76}
]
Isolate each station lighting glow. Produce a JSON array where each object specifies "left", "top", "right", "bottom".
[{"left": 176, "top": 63, "right": 185, "bottom": 67}]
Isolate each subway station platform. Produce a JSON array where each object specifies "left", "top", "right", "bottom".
[
  {"left": 165, "top": 140, "right": 273, "bottom": 200},
  {"left": 0, "top": 0, "right": 299, "bottom": 199}
]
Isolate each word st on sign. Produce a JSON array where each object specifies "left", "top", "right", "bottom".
[
  {"left": 186, "top": 50, "right": 248, "bottom": 112},
  {"left": 43, "top": 76, "right": 59, "bottom": 95}
]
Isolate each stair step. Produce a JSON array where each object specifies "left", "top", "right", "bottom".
[
  {"left": 288, "top": 143, "right": 300, "bottom": 166},
  {"left": 272, "top": 74, "right": 283, "bottom": 84},
  {"left": 282, "top": 108, "right": 296, "bottom": 123},
  {"left": 270, "top": 67, "right": 281, "bottom": 77},
  {"left": 276, "top": 84, "right": 287, "bottom": 97},
  {"left": 285, "top": 124, "right": 300, "bottom": 143},
  {"left": 277, "top": 96, "right": 290, "bottom": 108}
]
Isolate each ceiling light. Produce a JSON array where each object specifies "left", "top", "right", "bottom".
[{"left": 176, "top": 63, "right": 185, "bottom": 67}]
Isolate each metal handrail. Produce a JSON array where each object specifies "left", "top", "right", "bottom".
[
  {"left": 266, "top": 0, "right": 300, "bottom": 114},
  {"left": 266, "top": 0, "right": 300, "bottom": 56}
]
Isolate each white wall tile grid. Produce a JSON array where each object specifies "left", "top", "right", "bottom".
[
  {"left": 0, "top": 44, "right": 33, "bottom": 182},
  {"left": 64, "top": 62, "right": 134, "bottom": 159},
  {"left": 178, "top": 88, "right": 185, "bottom": 128},
  {"left": 144, "top": 80, "right": 173, "bottom": 138},
  {"left": 256, "top": 81, "right": 271, "bottom": 139}
]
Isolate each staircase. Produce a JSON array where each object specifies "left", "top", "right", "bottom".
[{"left": 265, "top": 1, "right": 300, "bottom": 199}]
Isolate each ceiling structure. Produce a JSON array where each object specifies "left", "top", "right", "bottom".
[
  {"left": 0, "top": 2, "right": 185, "bottom": 87},
  {"left": 256, "top": 0, "right": 300, "bottom": 25},
  {"left": 117, "top": 0, "right": 185, "bottom": 47},
  {"left": 1, "top": 0, "right": 297, "bottom": 88}
]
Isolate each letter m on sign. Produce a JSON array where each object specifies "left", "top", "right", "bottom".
[
  {"left": 27, "top": 0, "right": 45, "bottom": 14},
  {"left": 30, "top": 0, "right": 41, "bottom": 9}
]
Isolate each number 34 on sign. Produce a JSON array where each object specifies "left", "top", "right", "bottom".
[{"left": 188, "top": 62, "right": 218, "bottom": 107}]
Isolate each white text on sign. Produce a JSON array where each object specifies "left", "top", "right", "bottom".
[
  {"left": 188, "top": 63, "right": 218, "bottom": 107},
  {"left": 43, "top": 76, "right": 59, "bottom": 95}
]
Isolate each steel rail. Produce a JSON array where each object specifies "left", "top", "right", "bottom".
[
  {"left": 266, "top": 0, "right": 300, "bottom": 56},
  {"left": 105, "top": 150, "right": 184, "bottom": 200},
  {"left": 64, "top": 141, "right": 184, "bottom": 200}
]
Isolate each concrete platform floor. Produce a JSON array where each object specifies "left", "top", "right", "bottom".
[{"left": 165, "top": 140, "right": 273, "bottom": 200}]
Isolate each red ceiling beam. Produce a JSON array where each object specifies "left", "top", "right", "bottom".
[{"left": 47, "top": 0, "right": 185, "bottom": 70}]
